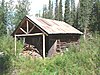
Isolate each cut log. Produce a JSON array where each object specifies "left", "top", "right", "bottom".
[{"left": 20, "top": 44, "right": 42, "bottom": 59}]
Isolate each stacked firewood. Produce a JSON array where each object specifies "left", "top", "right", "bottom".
[{"left": 20, "top": 44, "right": 42, "bottom": 59}]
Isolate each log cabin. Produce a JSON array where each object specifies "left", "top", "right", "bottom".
[{"left": 12, "top": 15, "right": 83, "bottom": 58}]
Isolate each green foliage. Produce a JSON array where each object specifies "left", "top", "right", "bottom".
[
  {"left": 58, "top": 0, "right": 63, "bottom": 21},
  {"left": 78, "top": 0, "right": 93, "bottom": 31},
  {"left": 0, "top": 34, "right": 97, "bottom": 75},
  {"left": 42, "top": 4, "right": 48, "bottom": 18},
  {"left": 42, "top": 0, "right": 53, "bottom": 19},
  {"left": 0, "top": 0, "right": 30, "bottom": 35},
  {"left": 0, "top": 34, "right": 99, "bottom": 75},
  {"left": 0, "top": 54, "right": 12, "bottom": 75},
  {"left": 54, "top": 0, "right": 59, "bottom": 20},
  {"left": 6, "top": 0, "right": 15, "bottom": 34},
  {"left": 0, "top": 35, "right": 23, "bottom": 56},
  {"left": 70, "top": 0, "right": 76, "bottom": 25},
  {"left": 48, "top": 0, "right": 53, "bottom": 19},
  {"left": 0, "top": 35, "right": 23, "bottom": 75},
  {"left": 13, "top": 0, "right": 30, "bottom": 27},
  {"left": 0, "top": 0, "right": 7, "bottom": 35},
  {"left": 64, "top": 0, "right": 70, "bottom": 23},
  {"left": 89, "top": 0, "right": 100, "bottom": 33}
]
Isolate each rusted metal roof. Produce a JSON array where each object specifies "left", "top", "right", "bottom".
[{"left": 26, "top": 15, "right": 83, "bottom": 34}]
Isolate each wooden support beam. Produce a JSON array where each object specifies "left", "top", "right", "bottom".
[
  {"left": 15, "top": 33, "right": 43, "bottom": 37},
  {"left": 27, "top": 21, "right": 29, "bottom": 33},
  {"left": 43, "top": 34, "right": 45, "bottom": 58},
  {"left": 20, "top": 28, "right": 27, "bottom": 34},
  {"left": 28, "top": 19, "right": 48, "bottom": 36},
  {"left": 28, "top": 26, "right": 34, "bottom": 33},
  {"left": 23, "top": 37, "right": 25, "bottom": 44},
  {"left": 15, "top": 35, "right": 16, "bottom": 56}
]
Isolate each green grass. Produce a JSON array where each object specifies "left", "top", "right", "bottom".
[{"left": 0, "top": 34, "right": 100, "bottom": 75}]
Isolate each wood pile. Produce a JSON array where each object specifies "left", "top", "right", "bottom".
[{"left": 20, "top": 44, "right": 42, "bottom": 59}]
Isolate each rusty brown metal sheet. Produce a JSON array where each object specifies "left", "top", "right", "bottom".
[{"left": 26, "top": 15, "right": 83, "bottom": 34}]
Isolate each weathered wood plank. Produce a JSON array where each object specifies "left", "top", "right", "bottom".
[
  {"left": 15, "top": 35, "right": 16, "bottom": 56},
  {"left": 27, "top": 20, "right": 29, "bottom": 33},
  {"left": 15, "top": 33, "right": 43, "bottom": 37},
  {"left": 43, "top": 34, "right": 45, "bottom": 58},
  {"left": 28, "top": 26, "right": 34, "bottom": 33},
  {"left": 20, "top": 28, "right": 27, "bottom": 34}
]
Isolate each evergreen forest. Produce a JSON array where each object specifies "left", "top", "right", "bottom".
[{"left": 0, "top": 0, "right": 100, "bottom": 75}]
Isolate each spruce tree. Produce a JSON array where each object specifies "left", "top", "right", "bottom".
[
  {"left": 48, "top": 0, "right": 53, "bottom": 19},
  {"left": 96, "top": 0, "right": 100, "bottom": 33},
  {"left": 14, "top": 0, "right": 30, "bottom": 27},
  {"left": 78, "top": 0, "right": 93, "bottom": 40},
  {"left": 58, "top": 0, "right": 63, "bottom": 21},
  {"left": 42, "top": 4, "right": 48, "bottom": 18},
  {"left": 90, "top": 0, "right": 100, "bottom": 33},
  {"left": 6, "top": 0, "right": 15, "bottom": 34},
  {"left": 89, "top": 0, "right": 97, "bottom": 32},
  {"left": 74, "top": 2, "right": 80, "bottom": 30},
  {"left": 55, "top": 0, "right": 58, "bottom": 20},
  {"left": 70, "top": 0, "right": 76, "bottom": 25},
  {"left": 0, "top": 0, "right": 7, "bottom": 35},
  {"left": 64, "top": 0, "right": 70, "bottom": 23},
  {"left": 35, "top": 10, "right": 41, "bottom": 17}
]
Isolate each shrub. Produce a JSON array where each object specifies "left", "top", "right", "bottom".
[{"left": 0, "top": 34, "right": 99, "bottom": 75}]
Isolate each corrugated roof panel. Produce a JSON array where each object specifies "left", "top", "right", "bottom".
[{"left": 26, "top": 15, "right": 83, "bottom": 34}]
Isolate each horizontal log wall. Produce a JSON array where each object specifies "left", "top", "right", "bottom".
[{"left": 47, "top": 34, "right": 81, "bottom": 57}]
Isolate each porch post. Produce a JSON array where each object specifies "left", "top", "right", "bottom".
[
  {"left": 15, "top": 35, "right": 16, "bottom": 56},
  {"left": 23, "top": 37, "right": 25, "bottom": 44},
  {"left": 43, "top": 34, "right": 45, "bottom": 58}
]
